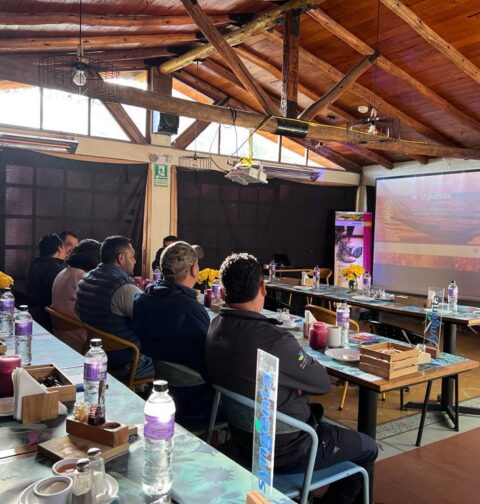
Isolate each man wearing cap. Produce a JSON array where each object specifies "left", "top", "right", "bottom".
[{"left": 133, "top": 241, "right": 212, "bottom": 421}]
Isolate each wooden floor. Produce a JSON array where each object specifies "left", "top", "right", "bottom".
[{"left": 374, "top": 427, "right": 480, "bottom": 504}]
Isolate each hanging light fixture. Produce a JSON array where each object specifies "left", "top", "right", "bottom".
[
  {"left": 38, "top": 0, "right": 119, "bottom": 101},
  {"left": 347, "top": 0, "right": 400, "bottom": 145}
]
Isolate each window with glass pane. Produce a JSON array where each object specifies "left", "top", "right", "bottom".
[
  {"left": 187, "top": 123, "right": 219, "bottom": 154},
  {"left": 252, "top": 132, "right": 279, "bottom": 162},
  {"left": 220, "top": 125, "right": 250, "bottom": 158},
  {"left": 90, "top": 99, "right": 129, "bottom": 141},
  {"left": 42, "top": 89, "right": 88, "bottom": 135},
  {"left": 280, "top": 138, "right": 306, "bottom": 165},
  {"left": 0, "top": 84, "right": 41, "bottom": 129}
]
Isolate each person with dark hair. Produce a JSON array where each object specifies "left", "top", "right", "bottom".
[
  {"left": 206, "top": 253, "right": 377, "bottom": 504},
  {"left": 151, "top": 235, "right": 178, "bottom": 272},
  {"left": 26, "top": 233, "right": 67, "bottom": 329},
  {"left": 51, "top": 239, "right": 101, "bottom": 352},
  {"left": 76, "top": 235, "right": 153, "bottom": 380},
  {"left": 59, "top": 231, "right": 79, "bottom": 259},
  {"left": 134, "top": 241, "right": 211, "bottom": 421}
]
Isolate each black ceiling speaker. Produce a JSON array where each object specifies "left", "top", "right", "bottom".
[{"left": 157, "top": 113, "right": 179, "bottom": 135}]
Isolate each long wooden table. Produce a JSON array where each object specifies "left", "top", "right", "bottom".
[
  {"left": 266, "top": 281, "right": 480, "bottom": 416},
  {"left": 0, "top": 326, "right": 293, "bottom": 504},
  {"left": 207, "top": 308, "right": 479, "bottom": 440}
]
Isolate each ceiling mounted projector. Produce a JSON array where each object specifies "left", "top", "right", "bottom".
[{"left": 225, "top": 159, "right": 268, "bottom": 186}]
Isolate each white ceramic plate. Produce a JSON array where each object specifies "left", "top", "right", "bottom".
[
  {"left": 325, "top": 348, "right": 361, "bottom": 362},
  {"left": 21, "top": 473, "right": 119, "bottom": 504},
  {"left": 351, "top": 295, "right": 376, "bottom": 302}
]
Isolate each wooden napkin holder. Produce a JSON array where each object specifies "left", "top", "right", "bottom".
[
  {"left": 246, "top": 491, "right": 269, "bottom": 504},
  {"left": 24, "top": 364, "right": 76, "bottom": 402},
  {"left": 424, "top": 345, "right": 441, "bottom": 358},
  {"left": 0, "top": 341, "right": 6, "bottom": 354},
  {"left": 22, "top": 388, "right": 59, "bottom": 424},
  {"left": 66, "top": 418, "right": 129, "bottom": 447}
]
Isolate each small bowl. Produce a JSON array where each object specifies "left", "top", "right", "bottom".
[
  {"left": 33, "top": 475, "right": 72, "bottom": 504},
  {"left": 52, "top": 458, "right": 79, "bottom": 476}
]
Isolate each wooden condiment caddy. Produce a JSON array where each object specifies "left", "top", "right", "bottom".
[
  {"left": 359, "top": 342, "right": 419, "bottom": 379},
  {"left": 66, "top": 418, "right": 129, "bottom": 447},
  {"left": 0, "top": 341, "right": 6, "bottom": 354}
]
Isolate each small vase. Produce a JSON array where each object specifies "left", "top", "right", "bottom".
[{"left": 348, "top": 279, "right": 358, "bottom": 293}]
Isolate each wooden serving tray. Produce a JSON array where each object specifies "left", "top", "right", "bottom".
[
  {"left": 66, "top": 418, "right": 129, "bottom": 447},
  {"left": 38, "top": 426, "right": 137, "bottom": 462},
  {"left": 359, "top": 342, "right": 419, "bottom": 379}
]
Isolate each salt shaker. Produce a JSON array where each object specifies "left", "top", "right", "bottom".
[
  {"left": 88, "top": 447, "right": 107, "bottom": 500},
  {"left": 72, "top": 458, "right": 95, "bottom": 504}
]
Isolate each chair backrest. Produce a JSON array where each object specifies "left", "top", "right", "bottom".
[
  {"left": 83, "top": 323, "right": 139, "bottom": 389},
  {"left": 207, "top": 385, "right": 318, "bottom": 504},
  {"left": 153, "top": 360, "right": 205, "bottom": 387},
  {"left": 305, "top": 305, "right": 360, "bottom": 331},
  {"left": 305, "top": 268, "right": 332, "bottom": 285},
  {"left": 45, "top": 306, "right": 84, "bottom": 333}
]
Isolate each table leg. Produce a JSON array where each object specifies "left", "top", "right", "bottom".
[
  {"left": 441, "top": 323, "right": 456, "bottom": 408},
  {"left": 358, "top": 387, "right": 378, "bottom": 440}
]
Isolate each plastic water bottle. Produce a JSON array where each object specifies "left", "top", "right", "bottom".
[
  {"left": 363, "top": 271, "right": 372, "bottom": 296},
  {"left": 336, "top": 301, "right": 350, "bottom": 347},
  {"left": 0, "top": 287, "right": 15, "bottom": 338},
  {"left": 142, "top": 380, "right": 176, "bottom": 499},
  {"left": 14, "top": 305, "right": 32, "bottom": 365},
  {"left": 211, "top": 278, "right": 222, "bottom": 304},
  {"left": 153, "top": 268, "right": 162, "bottom": 282},
  {"left": 312, "top": 266, "right": 321, "bottom": 289},
  {"left": 84, "top": 339, "right": 107, "bottom": 425},
  {"left": 448, "top": 280, "right": 458, "bottom": 313},
  {"left": 269, "top": 260, "right": 277, "bottom": 281}
]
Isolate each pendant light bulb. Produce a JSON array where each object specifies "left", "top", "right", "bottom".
[{"left": 73, "top": 64, "right": 87, "bottom": 86}]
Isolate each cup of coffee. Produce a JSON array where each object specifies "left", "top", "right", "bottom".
[
  {"left": 327, "top": 326, "right": 342, "bottom": 348},
  {"left": 33, "top": 476, "right": 72, "bottom": 504}
]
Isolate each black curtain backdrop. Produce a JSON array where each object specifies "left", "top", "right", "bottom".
[
  {"left": 177, "top": 168, "right": 357, "bottom": 270},
  {"left": 0, "top": 148, "right": 148, "bottom": 288}
]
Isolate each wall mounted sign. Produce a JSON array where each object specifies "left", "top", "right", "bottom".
[{"left": 153, "top": 163, "right": 168, "bottom": 187}]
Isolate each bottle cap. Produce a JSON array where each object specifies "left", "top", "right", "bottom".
[
  {"left": 19, "top": 305, "right": 28, "bottom": 310},
  {"left": 153, "top": 380, "right": 169, "bottom": 392},
  {"left": 87, "top": 447, "right": 101, "bottom": 459},
  {"left": 90, "top": 338, "right": 102, "bottom": 347},
  {"left": 76, "top": 458, "right": 91, "bottom": 472}
]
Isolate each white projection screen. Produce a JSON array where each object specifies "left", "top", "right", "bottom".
[{"left": 373, "top": 170, "right": 480, "bottom": 301}]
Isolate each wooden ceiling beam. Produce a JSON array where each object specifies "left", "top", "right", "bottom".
[
  {"left": 264, "top": 30, "right": 458, "bottom": 147},
  {"left": 281, "top": 10, "right": 300, "bottom": 118},
  {"left": 380, "top": 0, "right": 480, "bottom": 87},
  {"left": 1, "top": 56, "right": 479, "bottom": 161},
  {"left": 159, "top": 0, "right": 326, "bottom": 74},
  {"left": 179, "top": 0, "right": 279, "bottom": 115},
  {"left": 236, "top": 46, "right": 393, "bottom": 169},
  {"left": 308, "top": 8, "right": 480, "bottom": 135},
  {"left": 298, "top": 51, "right": 379, "bottom": 122},
  {"left": 0, "top": 12, "right": 232, "bottom": 28},
  {"left": 0, "top": 34, "right": 198, "bottom": 54}
]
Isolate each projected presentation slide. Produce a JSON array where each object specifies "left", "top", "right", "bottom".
[{"left": 373, "top": 171, "right": 480, "bottom": 301}]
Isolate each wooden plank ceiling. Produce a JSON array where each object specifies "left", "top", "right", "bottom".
[{"left": 1, "top": 0, "right": 480, "bottom": 172}]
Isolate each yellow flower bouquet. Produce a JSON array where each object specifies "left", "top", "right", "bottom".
[
  {"left": 340, "top": 264, "right": 364, "bottom": 281},
  {"left": 0, "top": 271, "right": 14, "bottom": 289},
  {"left": 198, "top": 268, "right": 220, "bottom": 287}
]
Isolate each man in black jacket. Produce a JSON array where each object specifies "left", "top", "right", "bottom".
[
  {"left": 26, "top": 233, "right": 67, "bottom": 329},
  {"left": 206, "top": 253, "right": 377, "bottom": 504}
]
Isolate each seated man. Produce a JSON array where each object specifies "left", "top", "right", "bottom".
[
  {"left": 76, "top": 235, "right": 153, "bottom": 380},
  {"left": 59, "top": 230, "right": 79, "bottom": 259},
  {"left": 206, "top": 253, "right": 377, "bottom": 504},
  {"left": 27, "top": 233, "right": 67, "bottom": 330},
  {"left": 151, "top": 235, "right": 178, "bottom": 272},
  {"left": 134, "top": 241, "right": 212, "bottom": 420}
]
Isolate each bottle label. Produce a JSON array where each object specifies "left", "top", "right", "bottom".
[
  {"left": 144, "top": 413, "right": 175, "bottom": 441},
  {"left": 84, "top": 361, "right": 107, "bottom": 381},
  {"left": 313, "top": 270, "right": 320, "bottom": 278},
  {"left": 0, "top": 299, "right": 14, "bottom": 313},
  {"left": 448, "top": 287, "right": 457, "bottom": 297},
  {"left": 15, "top": 320, "right": 32, "bottom": 336},
  {"left": 336, "top": 312, "right": 349, "bottom": 324},
  {"left": 212, "top": 284, "right": 220, "bottom": 295},
  {"left": 153, "top": 272, "right": 162, "bottom": 281}
]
